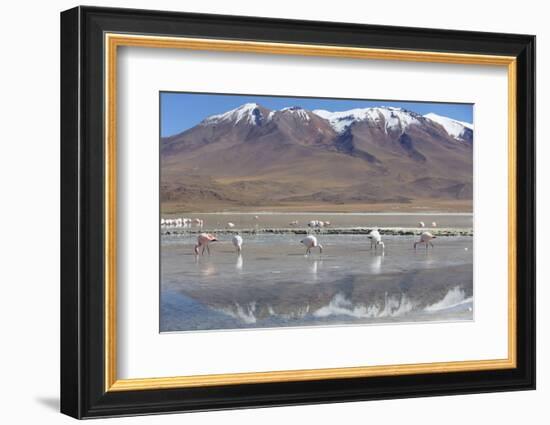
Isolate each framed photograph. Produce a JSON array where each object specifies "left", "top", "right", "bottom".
[{"left": 60, "top": 6, "right": 535, "bottom": 419}]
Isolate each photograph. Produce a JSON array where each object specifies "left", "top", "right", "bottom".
[
  {"left": 57, "top": 4, "right": 536, "bottom": 419},
  {"left": 159, "top": 92, "right": 474, "bottom": 332}
]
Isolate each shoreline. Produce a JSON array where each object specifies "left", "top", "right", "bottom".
[
  {"left": 161, "top": 227, "right": 473, "bottom": 237},
  {"left": 161, "top": 201, "right": 473, "bottom": 215},
  {"left": 162, "top": 211, "right": 473, "bottom": 216}
]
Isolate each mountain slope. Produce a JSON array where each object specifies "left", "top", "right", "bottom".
[{"left": 423, "top": 112, "right": 473, "bottom": 143}]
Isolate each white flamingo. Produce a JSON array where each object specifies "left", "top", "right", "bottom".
[
  {"left": 308, "top": 220, "right": 324, "bottom": 228},
  {"left": 367, "top": 229, "right": 385, "bottom": 251},
  {"left": 194, "top": 233, "right": 217, "bottom": 255},
  {"left": 301, "top": 235, "right": 323, "bottom": 255},
  {"left": 414, "top": 232, "right": 436, "bottom": 250},
  {"left": 232, "top": 233, "right": 243, "bottom": 253}
]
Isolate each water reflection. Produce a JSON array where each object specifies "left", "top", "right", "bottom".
[
  {"left": 166, "top": 264, "right": 472, "bottom": 330},
  {"left": 368, "top": 252, "right": 384, "bottom": 274},
  {"left": 235, "top": 254, "right": 243, "bottom": 271},
  {"left": 161, "top": 234, "right": 473, "bottom": 331},
  {"left": 196, "top": 259, "right": 217, "bottom": 277},
  {"left": 307, "top": 259, "right": 322, "bottom": 281}
]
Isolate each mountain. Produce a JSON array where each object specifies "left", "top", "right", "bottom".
[
  {"left": 161, "top": 103, "right": 473, "bottom": 212},
  {"left": 423, "top": 112, "right": 473, "bottom": 143}
]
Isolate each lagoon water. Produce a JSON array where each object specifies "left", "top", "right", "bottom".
[
  {"left": 163, "top": 212, "right": 473, "bottom": 231},
  {"left": 160, "top": 213, "right": 473, "bottom": 332}
]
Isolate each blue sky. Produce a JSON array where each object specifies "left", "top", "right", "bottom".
[{"left": 161, "top": 92, "right": 473, "bottom": 137}]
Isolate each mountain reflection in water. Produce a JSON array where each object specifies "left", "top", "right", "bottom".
[{"left": 160, "top": 234, "right": 473, "bottom": 332}]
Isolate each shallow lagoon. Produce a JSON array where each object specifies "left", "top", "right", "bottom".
[
  {"left": 162, "top": 212, "right": 473, "bottom": 232},
  {"left": 160, "top": 218, "right": 473, "bottom": 332}
]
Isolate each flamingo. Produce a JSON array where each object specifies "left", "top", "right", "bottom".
[
  {"left": 232, "top": 233, "right": 243, "bottom": 253},
  {"left": 414, "top": 232, "right": 436, "bottom": 250},
  {"left": 194, "top": 233, "right": 217, "bottom": 255},
  {"left": 418, "top": 221, "right": 425, "bottom": 228},
  {"left": 367, "top": 229, "right": 385, "bottom": 251},
  {"left": 301, "top": 235, "right": 323, "bottom": 255},
  {"left": 227, "top": 222, "right": 235, "bottom": 229},
  {"left": 432, "top": 221, "right": 437, "bottom": 227},
  {"left": 308, "top": 220, "right": 324, "bottom": 228}
]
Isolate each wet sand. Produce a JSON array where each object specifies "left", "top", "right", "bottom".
[{"left": 160, "top": 230, "right": 473, "bottom": 332}]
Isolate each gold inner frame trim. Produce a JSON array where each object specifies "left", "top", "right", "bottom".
[{"left": 104, "top": 33, "right": 518, "bottom": 392}]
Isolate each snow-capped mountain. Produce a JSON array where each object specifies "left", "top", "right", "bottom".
[
  {"left": 161, "top": 103, "right": 473, "bottom": 210},
  {"left": 313, "top": 107, "right": 423, "bottom": 134},
  {"left": 196, "top": 104, "right": 473, "bottom": 143},
  {"left": 274, "top": 106, "right": 311, "bottom": 121},
  {"left": 313, "top": 107, "right": 472, "bottom": 142},
  {"left": 201, "top": 103, "right": 267, "bottom": 126},
  {"left": 423, "top": 112, "right": 473, "bottom": 142}
]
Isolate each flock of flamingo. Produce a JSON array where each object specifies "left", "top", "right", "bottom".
[
  {"left": 162, "top": 217, "right": 204, "bottom": 227},
  {"left": 162, "top": 217, "right": 338, "bottom": 229},
  {"left": 183, "top": 218, "right": 439, "bottom": 256}
]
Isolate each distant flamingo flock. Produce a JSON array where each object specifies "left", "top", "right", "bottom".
[
  {"left": 164, "top": 216, "right": 445, "bottom": 256},
  {"left": 162, "top": 217, "right": 203, "bottom": 228}
]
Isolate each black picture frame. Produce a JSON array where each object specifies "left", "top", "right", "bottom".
[{"left": 61, "top": 5, "right": 535, "bottom": 419}]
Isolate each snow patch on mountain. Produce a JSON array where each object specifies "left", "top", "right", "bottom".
[
  {"left": 280, "top": 106, "right": 310, "bottom": 121},
  {"left": 198, "top": 103, "right": 472, "bottom": 142},
  {"left": 313, "top": 107, "right": 421, "bottom": 134},
  {"left": 201, "top": 103, "right": 263, "bottom": 126},
  {"left": 266, "top": 106, "right": 311, "bottom": 122},
  {"left": 424, "top": 113, "right": 473, "bottom": 140}
]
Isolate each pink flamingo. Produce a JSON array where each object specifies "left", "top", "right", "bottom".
[
  {"left": 194, "top": 233, "right": 217, "bottom": 255},
  {"left": 414, "top": 232, "right": 436, "bottom": 250},
  {"left": 301, "top": 235, "right": 323, "bottom": 255}
]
